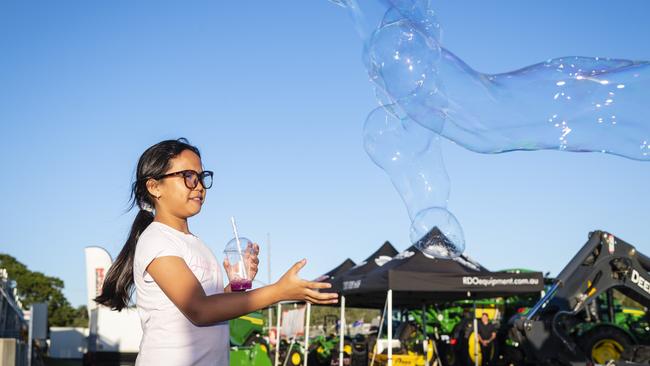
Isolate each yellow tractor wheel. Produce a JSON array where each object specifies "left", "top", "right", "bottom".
[
  {"left": 591, "top": 339, "right": 625, "bottom": 364},
  {"left": 289, "top": 350, "right": 302, "bottom": 366},
  {"left": 582, "top": 326, "right": 633, "bottom": 365}
]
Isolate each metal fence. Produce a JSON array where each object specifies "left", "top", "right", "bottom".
[{"left": 16, "top": 339, "right": 28, "bottom": 366}]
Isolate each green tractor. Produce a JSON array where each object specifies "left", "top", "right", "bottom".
[
  {"left": 276, "top": 337, "right": 306, "bottom": 366},
  {"left": 404, "top": 305, "right": 462, "bottom": 366},
  {"left": 308, "top": 334, "right": 339, "bottom": 365},
  {"left": 230, "top": 311, "right": 272, "bottom": 366},
  {"left": 406, "top": 292, "right": 544, "bottom": 366},
  {"left": 564, "top": 290, "right": 649, "bottom": 365},
  {"left": 508, "top": 231, "right": 650, "bottom": 365},
  {"left": 408, "top": 301, "right": 503, "bottom": 366},
  {"left": 307, "top": 315, "right": 352, "bottom": 366},
  {"left": 231, "top": 344, "right": 273, "bottom": 366},
  {"left": 505, "top": 289, "right": 650, "bottom": 366}
]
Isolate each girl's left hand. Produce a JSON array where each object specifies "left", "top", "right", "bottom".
[{"left": 244, "top": 242, "right": 260, "bottom": 280}]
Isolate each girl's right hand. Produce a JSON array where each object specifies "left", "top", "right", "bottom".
[{"left": 274, "top": 259, "right": 339, "bottom": 304}]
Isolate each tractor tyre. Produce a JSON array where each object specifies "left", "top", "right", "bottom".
[
  {"left": 351, "top": 335, "right": 367, "bottom": 366},
  {"left": 582, "top": 326, "right": 634, "bottom": 365},
  {"left": 243, "top": 333, "right": 269, "bottom": 353},
  {"left": 436, "top": 342, "right": 457, "bottom": 366},
  {"left": 286, "top": 348, "right": 303, "bottom": 366},
  {"left": 242, "top": 333, "right": 257, "bottom": 347},
  {"left": 621, "top": 345, "right": 650, "bottom": 363},
  {"left": 501, "top": 345, "right": 525, "bottom": 366}
]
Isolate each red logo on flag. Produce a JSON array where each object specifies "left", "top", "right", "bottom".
[{"left": 95, "top": 268, "right": 105, "bottom": 296}]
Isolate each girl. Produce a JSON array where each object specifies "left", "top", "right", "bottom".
[{"left": 95, "top": 138, "right": 337, "bottom": 365}]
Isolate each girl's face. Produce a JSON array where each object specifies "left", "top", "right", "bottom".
[{"left": 149, "top": 149, "right": 207, "bottom": 219}]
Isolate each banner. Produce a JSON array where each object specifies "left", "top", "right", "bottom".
[
  {"left": 280, "top": 306, "right": 306, "bottom": 338},
  {"left": 84, "top": 247, "right": 113, "bottom": 311}
]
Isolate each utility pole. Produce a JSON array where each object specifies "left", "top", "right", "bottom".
[
  {"left": 267, "top": 232, "right": 272, "bottom": 287},
  {"left": 267, "top": 233, "right": 272, "bottom": 336}
]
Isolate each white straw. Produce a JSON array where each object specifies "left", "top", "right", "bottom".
[{"left": 230, "top": 217, "right": 246, "bottom": 274}]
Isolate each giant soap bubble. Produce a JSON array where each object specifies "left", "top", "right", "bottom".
[{"left": 333, "top": 0, "right": 650, "bottom": 258}]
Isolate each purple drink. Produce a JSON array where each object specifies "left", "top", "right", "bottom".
[
  {"left": 230, "top": 279, "right": 252, "bottom": 292},
  {"left": 224, "top": 234, "right": 254, "bottom": 291}
]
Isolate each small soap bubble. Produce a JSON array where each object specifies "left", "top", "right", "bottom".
[{"left": 410, "top": 207, "right": 465, "bottom": 258}]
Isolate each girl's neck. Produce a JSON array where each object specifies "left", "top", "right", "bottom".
[{"left": 154, "top": 213, "right": 190, "bottom": 235}]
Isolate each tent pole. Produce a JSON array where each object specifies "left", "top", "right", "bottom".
[
  {"left": 422, "top": 303, "right": 429, "bottom": 366},
  {"left": 267, "top": 233, "right": 273, "bottom": 339},
  {"left": 268, "top": 306, "right": 273, "bottom": 346},
  {"left": 339, "top": 295, "right": 346, "bottom": 366},
  {"left": 268, "top": 307, "right": 273, "bottom": 341},
  {"left": 304, "top": 302, "right": 311, "bottom": 366},
  {"left": 283, "top": 337, "right": 295, "bottom": 366},
  {"left": 473, "top": 302, "right": 479, "bottom": 366},
  {"left": 275, "top": 303, "right": 282, "bottom": 366},
  {"left": 370, "top": 298, "right": 388, "bottom": 366},
  {"left": 388, "top": 289, "right": 393, "bottom": 366},
  {"left": 428, "top": 305, "right": 443, "bottom": 366}
]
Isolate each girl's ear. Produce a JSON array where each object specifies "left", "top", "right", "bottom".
[{"left": 146, "top": 178, "right": 161, "bottom": 199}]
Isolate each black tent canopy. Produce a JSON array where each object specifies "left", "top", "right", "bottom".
[
  {"left": 327, "top": 241, "right": 399, "bottom": 292},
  {"left": 344, "top": 241, "right": 399, "bottom": 276},
  {"left": 338, "top": 229, "right": 544, "bottom": 308},
  {"left": 322, "top": 231, "right": 545, "bottom": 366},
  {"left": 315, "top": 258, "right": 356, "bottom": 282}
]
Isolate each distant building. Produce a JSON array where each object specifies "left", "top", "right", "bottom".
[{"left": 0, "top": 268, "right": 28, "bottom": 365}]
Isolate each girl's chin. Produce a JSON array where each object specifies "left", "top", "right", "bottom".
[{"left": 186, "top": 206, "right": 202, "bottom": 217}]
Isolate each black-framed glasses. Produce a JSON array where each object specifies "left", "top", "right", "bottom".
[{"left": 154, "top": 170, "right": 214, "bottom": 190}]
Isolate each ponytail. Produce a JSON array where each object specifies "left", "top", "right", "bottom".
[
  {"left": 94, "top": 138, "right": 201, "bottom": 311},
  {"left": 95, "top": 209, "right": 153, "bottom": 310}
]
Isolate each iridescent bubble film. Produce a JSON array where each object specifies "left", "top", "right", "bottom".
[{"left": 333, "top": 0, "right": 650, "bottom": 258}]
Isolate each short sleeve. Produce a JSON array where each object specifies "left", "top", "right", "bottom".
[{"left": 135, "top": 226, "right": 186, "bottom": 282}]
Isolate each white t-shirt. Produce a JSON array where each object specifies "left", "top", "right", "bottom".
[{"left": 133, "top": 221, "right": 229, "bottom": 366}]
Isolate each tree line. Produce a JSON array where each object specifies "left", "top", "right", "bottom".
[{"left": 0, "top": 254, "right": 88, "bottom": 328}]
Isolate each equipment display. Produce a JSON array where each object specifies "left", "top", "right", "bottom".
[{"left": 510, "top": 231, "right": 650, "bottom": 365}]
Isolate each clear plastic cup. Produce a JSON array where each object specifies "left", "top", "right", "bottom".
[{"left": 224, "top": 237, "right": 253, "bottom": 291}]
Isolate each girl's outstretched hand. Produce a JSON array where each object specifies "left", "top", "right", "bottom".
[{"left": 274, "top": 259, "right": 338, "bottom": 305}]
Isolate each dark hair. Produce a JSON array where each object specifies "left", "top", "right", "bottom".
[{"left": 95, "top": 138, "right": 201, "bottom": 311}]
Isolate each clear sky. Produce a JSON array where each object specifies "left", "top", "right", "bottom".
[{"left": 1, "top": 1, "right": 649, "bottom": 307}]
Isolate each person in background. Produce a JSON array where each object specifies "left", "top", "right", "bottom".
[{"left": 477, "top": 312, "right": 497, "bottom": 366}]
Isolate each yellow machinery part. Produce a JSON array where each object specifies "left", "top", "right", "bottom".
[
  {"left": 290, "top": 351, "right": 301, "bottom": 365},
  {"left": 591, "top": 339, "right": 624, "bottom": 364},
  {"left": 368, "top": 340, "right": 436, "bottom": 366},
  {"left": 468, "top": 332, "right": 483, "bottom": 366},
  {"left": 344, "top": 344, "right": 352, "bottom": 355}
]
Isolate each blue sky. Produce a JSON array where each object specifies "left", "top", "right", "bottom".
[{"left": 1, "top": 1, "right": 649, "bottom": 307}]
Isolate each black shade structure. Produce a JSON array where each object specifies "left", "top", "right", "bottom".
[
  {"left": 327, "top": 241, "right": 399, "bottom": 292},
  {"left": 314, "top": 258, "right": 356, "bottom": 282},
  {"left": 323, "top": 230, "right": 545, "bottom": 366},
  {"left": 339, "top": 230, "right": 544, "bottom": 308}
]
